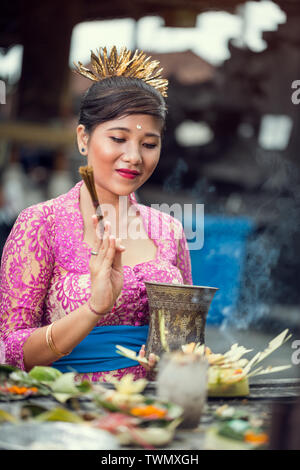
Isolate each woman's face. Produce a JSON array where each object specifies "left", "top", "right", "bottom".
[{"left": 77, "top": 114, "right": 162, "bottom": 197}]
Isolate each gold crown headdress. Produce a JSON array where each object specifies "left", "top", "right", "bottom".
[{"left": 73, "top": 46, "right": 168, "bottom": 97}]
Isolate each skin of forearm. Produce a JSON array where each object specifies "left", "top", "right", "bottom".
[{"left": 23, "top": 302, "right": 102, "bottom": 371}]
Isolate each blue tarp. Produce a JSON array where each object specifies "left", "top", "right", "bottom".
[{"left": 184, "top": 215, "right": 254, "bottom": 325}]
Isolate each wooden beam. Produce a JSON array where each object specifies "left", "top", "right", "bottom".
[
  {"left": 1, "top": 0, "right": 264, "bottom": 50},
  {"left": 16, "top": 0, "right": 81, "bottom": 121},
  {"left": 0, "top": 121, "right": 75, "bottom": 149}
]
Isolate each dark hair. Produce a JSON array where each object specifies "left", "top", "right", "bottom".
[{"left": 78, "top": 76, "right": 167, "bottom": 136}]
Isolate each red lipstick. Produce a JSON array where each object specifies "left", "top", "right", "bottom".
[{"left": 116, "top": 169, "right": 140, "bottom": 179}]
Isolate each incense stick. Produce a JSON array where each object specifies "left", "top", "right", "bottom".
[{"left": 78, "top": 165, "right": 104, "bottom": 233}]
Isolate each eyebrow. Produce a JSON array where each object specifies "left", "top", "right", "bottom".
[{"left": 107, "top": 127, "right": 161, "bottom": 138}]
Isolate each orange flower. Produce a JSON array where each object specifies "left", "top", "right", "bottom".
[
  {"left": 233, "top": 369, "right": 243, "bottom": 375},
  {"left": 7, "top": 386, "right": 26, "bottom": 394},
  {"left": 7, "top": 386, "right": 38, "bottom": 395},
  {"left": 130, "top": 405, "right": 167, "bottom": 419},
  {"left": 244, "top": 430, "right": 269, "bottom": 445}
]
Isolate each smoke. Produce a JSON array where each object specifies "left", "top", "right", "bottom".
[
  {"left": 222, "top": 229, "right": 281, "bottom": 330},
  {"left": 221, "top": 151, "right": 300, "bottom": 332},
  {"left": 163, "top": 158, "right": 188, "bottom": 194},
  {"left": 159, "top": 146, "right": 300, "bottom": 334}
]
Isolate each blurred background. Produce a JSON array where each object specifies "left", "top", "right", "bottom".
[{"left": 0, "top": 0, "right": 300, "bottom": 363}]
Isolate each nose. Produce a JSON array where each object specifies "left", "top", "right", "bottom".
[{"left": 122, "top": 143, "right": 142, "bottom": 165}]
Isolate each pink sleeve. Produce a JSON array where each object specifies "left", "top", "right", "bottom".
[
  {"left": 176, "top": 224, "right": 193, "bottom": 285},
  {"left": 0, "top": 204, "right": 54, "bottom": 370}
]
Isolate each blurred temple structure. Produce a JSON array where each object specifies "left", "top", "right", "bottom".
[{"left": 0, "top": 0, "right": 300, "bottom": 331}]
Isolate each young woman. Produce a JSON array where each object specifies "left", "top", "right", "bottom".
[{"left": 0, "top": 47, "right": 192, "bottom": 383}]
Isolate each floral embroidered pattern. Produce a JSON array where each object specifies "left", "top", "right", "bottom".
[{"left": 0, "top": 181, "right": 192, "bottom": 381}]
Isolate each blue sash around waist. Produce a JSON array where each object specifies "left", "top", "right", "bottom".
[{"left": 52, "top": 325, "right": 149, "bottom": 373}]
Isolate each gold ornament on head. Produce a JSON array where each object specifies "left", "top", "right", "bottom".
[{"left": 73, "top": 46, "right": 168, "bottom": 97}]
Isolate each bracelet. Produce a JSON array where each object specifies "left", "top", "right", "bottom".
[
  {"left": 46, "top": 323, "right": 70, "bottom": 358},
  {"left": 87, "top": 299, "right": 105, "bottom": 316}
]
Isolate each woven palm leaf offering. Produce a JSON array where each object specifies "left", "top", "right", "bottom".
[
  {"left": 92, "top": 374, "right": 183, "bottom": 448},
  {"left": 116, "top": 329, "right": 292, "bottom": 398},
  {"left": 181, "top": 328, "right": 292, "bottom": 398}
]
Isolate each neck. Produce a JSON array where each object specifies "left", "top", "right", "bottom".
[{"left": 80, "top": 182, "right": 136, "bottom": 237}]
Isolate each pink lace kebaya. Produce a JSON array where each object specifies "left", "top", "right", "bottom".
[{"left": 0, "top": 181, "right": 192, "bottom": 382}]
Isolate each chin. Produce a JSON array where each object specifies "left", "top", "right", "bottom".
[
  {"left": 114, "top": 182, "right": 142, "bottom": 196},
  {"left": 110, "top": 186, "right": 135, "bottom": 197}
]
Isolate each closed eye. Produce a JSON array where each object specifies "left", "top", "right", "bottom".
[
  {"left": 110, "top": 137, "right": 125, "bottom": 143},
  {"left": 110, "top": 137, "right": 157, "bottom": 149},
  {"left": 143, "top": 143, "right": 157, "bottom": 149}
]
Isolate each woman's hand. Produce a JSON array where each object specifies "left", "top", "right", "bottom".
[
  {"left": 89, "top": 216, "right": 125, "bottom": 315},
  {"left": 138, "top": 344, "right": 159, "bottom": 373}
]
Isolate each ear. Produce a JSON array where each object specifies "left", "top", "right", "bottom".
[{"left": 76, "top": 125, "right": 89, "bottom": 155}]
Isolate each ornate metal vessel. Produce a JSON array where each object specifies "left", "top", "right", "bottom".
[{"left": 144, "top": 281, "right": 218, "bottom": 358}]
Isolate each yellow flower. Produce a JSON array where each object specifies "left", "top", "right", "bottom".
[{"left": 111, "top": 374, "right": 148, "bottom": 395}]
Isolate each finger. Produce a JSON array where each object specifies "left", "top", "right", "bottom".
[
  {"left": 148, "top": 353, "right": 157, "bottom": 368},
  {"left": 90, "top": 222, "right": 109, "bottom": 268},
  {"left": 92, "top": 214, "right": 104, "bottom": 237},
  {"left": 102, "top": 221, "right": 111, "bottom": 239},
  {"left": 115, "top": 238, "right": 125, "bottom": 252},
  {"left": 93, "top": 213, "right": 106, "bottom": 238},
  {"left": 137, "top": 345, "right": 147, "bottom": 368},
  {"left": 101, "top": 234, "right": 124, "bottom": 271},
  {"left": 92, "top": 215, "right": 104, "bottom": 251},
  {"left": 96, "top": 228, "right": 110, "bottom": 263},
  {"left": 101, "top": 235, "right": 117, "bottom": 267},
  {"left": 112, "top": 238, "right": 125, "bottom": 270},
  {"left": 97, "top": 217, "right": 105, "bottom": 239},
  {"left": 138, "top": 345, "right": 146, "bottom": 358}
]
